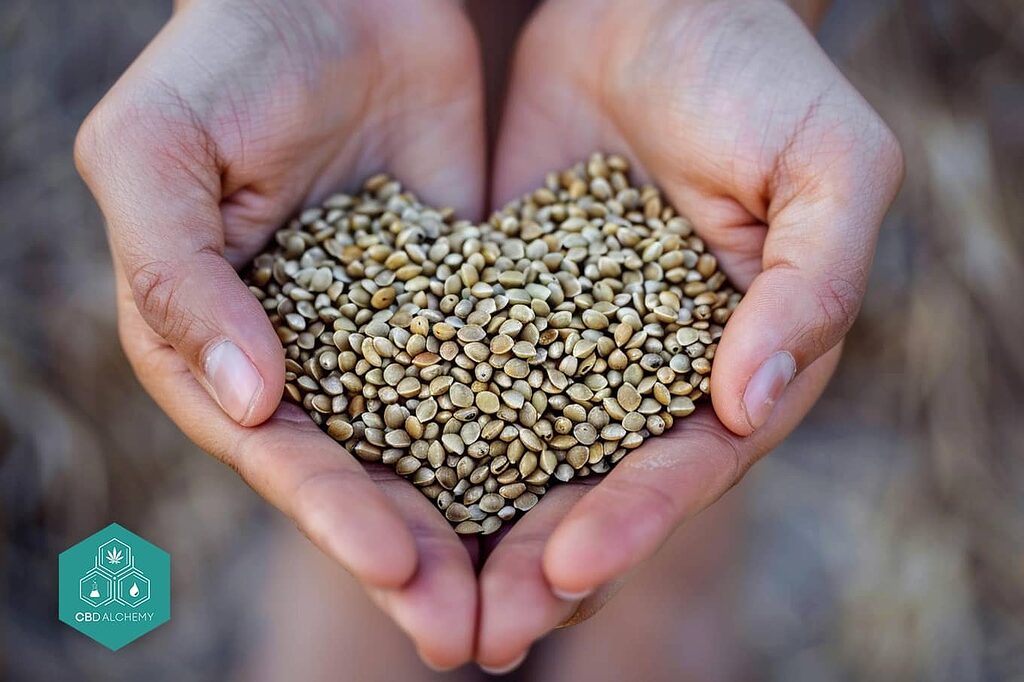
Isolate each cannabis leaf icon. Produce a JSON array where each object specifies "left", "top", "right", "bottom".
[{"left": 105, "top": 547, "right": 123, "bottom": 565}]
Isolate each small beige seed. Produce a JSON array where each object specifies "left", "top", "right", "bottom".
[
  {"left": 668, "top": 396, "right": 696, "bottom": 417},
  {"left": 520, "top": 429, "right": 543, "bottom": 452},
  {"left": 499, "top": 483, "right": 527, "bottom": 499},
  {"left": 370, "top": 287, "right": 396, "bottom": 309},
  {"left": 454, "top": 521, "right": 483, "bottom": 534},
  {"left": 513, "top": 492, "right": 539, "bottom": 512},
  {"left": 582, "top": 309, "right": 609, "bottom": 330},
  {"left": 457, "top": 324, "right": 486, "bottom": 343},
  {"left": 450, "top": 383, "right": 474, "bottom": 408},
  {"left": 442, "top": 433, "right": 466, "bottom": 455},
  {"left": 617, "top": 384, "right": 642, "bottom": 412},
  {"left": 490, "top": 334, "right": 515, "bottom": 354},
  {"left": 480, "top": 493, "right": 505, "bottom": 513},
  {"left": 477, "top": 391, "right": 500, "bottom": 414},
  {"left": 446, "top": 503, "right": 471, "bottom": 522},
  {"left": 622, "top": 412, "right": 646, "bottom": 432},
  {"left": 573, "top": 422, "right": 598, "bottom": 445}
]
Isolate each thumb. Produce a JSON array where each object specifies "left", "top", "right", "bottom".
[
  {"left": 76, "top": 102, "right": 284, "bottom": 426},
  {"left": 711, "top": 124, "right": 904, "bottom": 436}
]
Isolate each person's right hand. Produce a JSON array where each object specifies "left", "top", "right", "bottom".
[{"left": 75, "top": 0, "right": 485, "bottom": 668}]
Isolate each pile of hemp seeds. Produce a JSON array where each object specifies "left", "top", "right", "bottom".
[{"left": 245, "top": 154, "right": 741, "bottom": 535}]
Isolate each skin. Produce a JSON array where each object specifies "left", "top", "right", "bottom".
[{"left": 75, "top": 0, "right": 902, "bottom": 673}]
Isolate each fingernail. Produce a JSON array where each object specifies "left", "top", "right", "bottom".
[
  {"left": 552, "top": 586, "right": 593, "bottom": 602},
  {"left": 742, "top": 351, "right": 797, "bottom": 430},
  {"left": 481, "top": 651, "right": 528, "bottom": 676},
  {"left": 203, "top": 339, "right": 262, "bottom": 424}
]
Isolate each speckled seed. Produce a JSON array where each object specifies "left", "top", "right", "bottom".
[
  {"left": 499, "top": 483, "right": 527, "bottom": 499},
  {"left": 573, "top": 422, "right": 598, "bottom": 445},
  {"left": 457, "top": 324, "right": 486, "bottom": 343},
  {"left": 370, "top": 287, "right": 395, "bottom": 309}
]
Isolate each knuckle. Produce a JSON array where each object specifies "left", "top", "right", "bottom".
[
  {"left": 73, "top": 99, "right": 121, "bottom": 180},
  {"left": 290, "top": 469, "right": 357, "bottom": 516},
  {"left": 873, "top": 122, "right": 906, "bottom": 189},
  {"left": 677, "top": 417, "right": 746, "bottom": 486},
  {"left": 115, "top": 315, "right": 148, "bottom": 371},
  {"left": 128, "top": 259, "right": 194, "bottom": 346},
  {"left": 599, "top": 473, "right": 680, "bottom": 534},
  {"left": 807, "top": 271, "right": 865, "bottom": 351},
  {"left": 114, "top": 309, "right": 194, "bottom": 407},
  {"left": 73, "top": 115, "right": 99, "bottom": 178},
  {"left": 75, "top": 84, "right": 216, "bottom": 189}
]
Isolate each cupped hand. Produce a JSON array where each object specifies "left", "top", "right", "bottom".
[
  {"left": 476, "top": 0, "right": 903, "bottom": 669},
  {"left": 75, "top": 0, "right": 485, "bottom": 669}
]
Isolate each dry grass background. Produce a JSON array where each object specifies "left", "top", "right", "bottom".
[{"left": 1, "top": 1, "right": 1021, "bottom": 680}]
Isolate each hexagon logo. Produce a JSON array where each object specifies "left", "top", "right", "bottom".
[{"left": 59, "top": 523, "right": 170, "bottom": 650}]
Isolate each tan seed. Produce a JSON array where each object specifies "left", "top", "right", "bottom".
[
  {"left": 490, "top": 334, "right": 515, "bottom": 354},
  {"left": 617, "top": 383, "right": 642, "bottom": 412},
  {"left": 622, "top": 412, "right": 646, "bottom": 432},
  {"left": 449, "top": 383, "right": 474, "bottom": 408},
  {"left": 477, "top": 391, "right": 500, "bottom": 414}
]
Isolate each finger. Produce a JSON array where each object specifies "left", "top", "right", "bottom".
[
  {"left": 296, "top": 0, "right": 486, "bottom": 222},
  {"left": 76, "top": 102, "right": 283, "bottom": 427},
  {"left": 490, "top": 1, "right": 633, "bottom": 208},
  {"left": 542, "top": 345, "right": 841, "bottom": 597},
  {"left": 476, "top": 484, "right": 591, "bottom": 672},
  {"left": 710, "top": 119, "right": 904, "bottom": 435},
  {"left": 368, "top": 475, "right": 479, "bottom": 671},
  {"left": 115, "top": 283, "right": 417, "bottom": 589},
  {"left": 380, "top": 4, "right": 487, "bottom": 220}
]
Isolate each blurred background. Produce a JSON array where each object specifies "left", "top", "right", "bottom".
[{"left": 1, "top": 0, "right": 1022, "bottom": 680}]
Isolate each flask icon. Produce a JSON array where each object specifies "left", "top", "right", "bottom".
[{"left": 89, "top": 580, "right": 101, "bottom": 599}]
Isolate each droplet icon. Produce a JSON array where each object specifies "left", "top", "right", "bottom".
[{"left": 129, "top": 582, "right": 140, "bottom": 597}]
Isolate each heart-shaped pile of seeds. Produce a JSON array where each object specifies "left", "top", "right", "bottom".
[{"left": 246, "top": 154, "right": 741, "bottom": 535}]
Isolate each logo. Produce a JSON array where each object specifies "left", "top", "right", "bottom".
[{"left": 58, "top": 523, "right": 170, "bottom": 650}]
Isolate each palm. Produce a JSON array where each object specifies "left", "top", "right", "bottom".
[{"left": 190, "top": 1, "right": 487, "bottom": 268}]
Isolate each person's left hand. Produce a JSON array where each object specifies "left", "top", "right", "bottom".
[{"left": 474, "top": 0, "right": 904, "bottom": 670}]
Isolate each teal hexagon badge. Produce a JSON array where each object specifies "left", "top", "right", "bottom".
[{"left": 59, "top": 523, "right": 170, "bottom": 650}]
